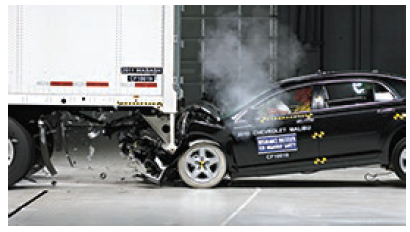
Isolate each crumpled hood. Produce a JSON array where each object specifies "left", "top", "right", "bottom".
[
  {"left": 184, "top": 101, "right": 222, "bottom": 122},
  {"left": 175, "top": 101, "right": 224, "bottom": 141}
]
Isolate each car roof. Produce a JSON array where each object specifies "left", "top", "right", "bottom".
[{"left": 277, "top": 71, "right": 405, "bottom": 88}]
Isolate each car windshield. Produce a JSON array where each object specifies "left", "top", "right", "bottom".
[{"left": 220, "top": 86, "right": 276, "bottom": 118}]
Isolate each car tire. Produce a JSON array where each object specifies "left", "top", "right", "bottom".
[
  {"left": 391, "top": 137, "right": 406, "bottom": 181},
  {"left": 8, "top": 117, "right": 34, "bottom": 187},
  {"left": 178, "top": 143, "right": 227, "bottom": 188}
]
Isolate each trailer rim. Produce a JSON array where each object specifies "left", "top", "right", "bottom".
[{"left": 8, "top": 138, "right": 15, "bottom": 167}]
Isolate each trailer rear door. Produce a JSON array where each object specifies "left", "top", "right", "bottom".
[{"left": 8, "top": 5, "right": 177, "bottom": 113}]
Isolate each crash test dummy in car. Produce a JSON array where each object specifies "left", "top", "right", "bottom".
[{"left": 294, "top": 87, "right": 312, "bottom": 112}]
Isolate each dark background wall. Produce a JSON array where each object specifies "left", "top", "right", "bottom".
[{"left": 180, "top": 5, "right": 406, "bottom": 105}]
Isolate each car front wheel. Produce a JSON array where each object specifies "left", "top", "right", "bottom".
[
  {"left": 178, "top": 143, "right": 227, "bottom": 188},
  {"left": 392, "top": 137, "right": 406, "bottom": 181}
]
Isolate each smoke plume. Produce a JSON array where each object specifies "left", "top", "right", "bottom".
[{"left": 201, "top": 9, "right": 305, "bottom": 112}]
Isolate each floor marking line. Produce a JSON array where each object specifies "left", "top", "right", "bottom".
[
  {"left": 8, "top": 190, "right": 48, "bottom": 219},
  {"left": 220, "top": 188, "right": 261, "bottom": 226}
]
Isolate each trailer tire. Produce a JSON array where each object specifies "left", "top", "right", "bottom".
[
  {"left": 391, "top": 137, "right": 406, "bottom": 182},
  {"left": 178, "top": 143, "right": 226, "bottom": 188},
  {"left": 8, "top": 117, "right": 34, "bottom": 187}
]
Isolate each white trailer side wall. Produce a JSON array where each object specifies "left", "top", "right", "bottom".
[{"left": 8, "top": 5, "right": 177, "bottom": 113}]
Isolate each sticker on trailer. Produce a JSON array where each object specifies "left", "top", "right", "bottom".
[
  {"left": 117, "top": 101, "right": 163, "bottom": 107},
  {"left": 257, "top": 133, "right": 297, "bottom": 154},
  {"left": 127, "top": 75, "right": 156, "bottom": 82},
  {"left": 121, "top": 67, "right": 163, "bottom": 74}
]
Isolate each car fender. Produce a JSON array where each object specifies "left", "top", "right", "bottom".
[
  {"left": 176, "top": 131, "right": 238, "bottom": 175},
  {"left": 382, "top": 124, "right": 406, "bottom": 165},
  {"left": 188, "top": 139, "right": 220, "bottom": 148},
  {"left": 182, "top": 131, "right": 227, "bottom": 150}
]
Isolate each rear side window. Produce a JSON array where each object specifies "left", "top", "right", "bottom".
[
  {"left": 374, "top": 83, "right": 395, "bottom": 102},
  {"left": 320, "top": 81, "right": 394, "bottom": 108},
  {"left": 384, "top": 78, "right": 406, "bottom": 99}
]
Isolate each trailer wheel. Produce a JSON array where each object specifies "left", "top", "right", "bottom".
[
  {"left": 8, "top": 117, "right": 34, "bottom": 187},
  {"left": 391, "top": 137, "right": 406, "bottom": 182},
  {"left": 178, "top": 143, "right": 226, "bottom": 188}
]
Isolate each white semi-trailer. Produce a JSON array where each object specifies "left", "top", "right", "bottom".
[{"left": 8, "top": 5, "right": 185, "bottom": 187}]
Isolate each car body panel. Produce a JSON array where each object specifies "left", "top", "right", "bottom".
[
  {"left": 178, "top": 72, "right": 406, "bottom": 179},
  {"left": 231, "top": 108, "right": 319, "bottom": 168}
]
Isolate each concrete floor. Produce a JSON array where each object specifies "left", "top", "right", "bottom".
[{"left": 8, "top": 137, "right": 406, "bottom": 226}]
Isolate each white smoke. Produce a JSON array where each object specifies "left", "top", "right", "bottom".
[{"left": 201, "top": 9, "right": 305, "bottom": 112}]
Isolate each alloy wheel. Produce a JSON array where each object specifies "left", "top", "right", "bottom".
[
  {"left": 184, "top": 147, "right": 221, "bottom": 183},
  {"left": 399, "top": 148, "right": 406, "bottom": 174}
]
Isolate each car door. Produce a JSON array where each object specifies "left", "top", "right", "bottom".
[
  {"left": 312, "top": 79, "right": 398, "bottom": 163},
  {"left": 230, "top": 85, "right": 319, "bottom": 168}
]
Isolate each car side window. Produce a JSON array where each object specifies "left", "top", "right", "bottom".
[
  {"left": 374, "top": 83, "right": 395, "bottom": 102},
  {"left": 321, "top": 81, "right": 394, "bottom": 108},
  {"left": 323, "top": 82, "right": 372, "bottom": 107},
  {"left": 256, "top": 86, "right": 313, "bottom": 118}
]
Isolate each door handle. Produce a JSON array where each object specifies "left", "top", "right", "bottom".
[
  {"left": 377, "top": 108, "right": 395, "bottom": 114},
  {"left": 297, "top": 117, "right": 315, "bottom": 124}
]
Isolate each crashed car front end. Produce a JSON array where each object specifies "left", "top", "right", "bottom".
[
  {"left": 171, "top": 101, "right": 238, "bottom": 187},
  {"left": 176, "top": 102, "right": 233, "bottom": 158}
]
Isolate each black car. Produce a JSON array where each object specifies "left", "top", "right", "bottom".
[{"left": 176, "top": 71, "right": 406, "bottom": 188}]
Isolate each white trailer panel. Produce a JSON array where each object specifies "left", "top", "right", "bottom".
[{"left": 8, "top": 5, "right": 177, "bottom": 113}]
